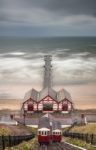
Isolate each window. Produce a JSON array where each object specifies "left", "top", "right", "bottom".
[
  {"left": 28, "top": 104, "right": 33, "bottom": 111},
  {"left": 39, "top": 131, "right": 50, "bottom": 135},
  {"left": 39, "top": 131, "right": 41, "bottom": 135},
  {"left": 62, "top": 104, "right": 68, "bottom": 111},
  {"left": 43, "top": 103, "right": 53, "bottom": 111}
]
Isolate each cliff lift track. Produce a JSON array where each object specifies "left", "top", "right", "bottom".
[{"left": 37, "top": 142, "right": 82, "bottom": 150}]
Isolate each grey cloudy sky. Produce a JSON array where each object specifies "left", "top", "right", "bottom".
[{"left": 0, "top": 0, "right": 96, "bottom": 36}]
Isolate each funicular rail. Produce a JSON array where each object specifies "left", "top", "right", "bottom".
[
  {"left": 37, "top": 142, "right": 82, "bottom": 150},
  {"left": 54, "top": 142, "right": 82, "bottom": 150},
  {"left": 38, "top": 144, "right": 48, "bottom": 150}
]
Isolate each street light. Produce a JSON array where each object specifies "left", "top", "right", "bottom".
[{"left": 23, "top": 110, "right": 26, "bottom": 126}]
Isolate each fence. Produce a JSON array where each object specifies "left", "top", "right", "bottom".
[
  {"left": 63, "top": 132, "right": 96, "bottom": 145},
  {"left": 0, "top": 134, "right": 35, "bottom": 150}
]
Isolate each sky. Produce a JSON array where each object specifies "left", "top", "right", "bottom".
[
  {"left": 0, "top": 0, "right": 96, "bottom": 36},
  {"left": 0, "top": 0, "right": 96, "bottom": 110}
]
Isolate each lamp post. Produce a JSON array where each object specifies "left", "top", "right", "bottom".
[{"left": 23, "top": 110, "right": 26, "bottom": 126}]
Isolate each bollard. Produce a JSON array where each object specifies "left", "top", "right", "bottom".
[
  {"left": 2, "top": 136, "right": 5, "bottom": 150},
  {"left": 91, "top": 134, "right": 94, "bottom": 145},
  {"left": 9, "top": 135, "right": 11, "bottom": 147},
  {"left": 85, "top": 133, "right": 88, "bottom": 143}
]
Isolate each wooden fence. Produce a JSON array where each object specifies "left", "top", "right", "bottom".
[
  {"left": 63, "top": 132, "right": 96, "bottom": 145},
  {"left": 0, "top": 134, "right": 35, "bottom": 150}
]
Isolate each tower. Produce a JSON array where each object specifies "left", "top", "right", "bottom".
[{"left": 43, "top": 55, "right": 52, "bottom": 89}]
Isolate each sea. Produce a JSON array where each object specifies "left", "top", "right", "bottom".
[{"left": 0, "top": 36, "right": 96, "bottom": 55}]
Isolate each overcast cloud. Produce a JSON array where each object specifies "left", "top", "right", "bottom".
[{"left": 0, "top": 0, "right": 96, "bottom": 36}]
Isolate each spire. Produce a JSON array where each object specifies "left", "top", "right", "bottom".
[{"left": 43, "top": 55, "right": 52, "bottom": 89}]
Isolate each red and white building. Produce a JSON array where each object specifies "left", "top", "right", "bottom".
[{"left": 21, "top": 55, "right": 74, "bottom": 114}]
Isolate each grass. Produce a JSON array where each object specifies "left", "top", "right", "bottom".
[
  {"left": 26, "top": 126, "right": 37, "bottom": 135},
  {"left": 63, "top": 123, "right": 96, "bottom": 150},
  {"left": 0, "top": 124, "right": 34, "bottom": 136},
  {"left": 0, "top": 125, "right": 12, "bottom": 135},
  {"left": 65, "top": 137, "right": 96, "bottom": 150},
  {"left": 0, "top": 125, "right": 37, "bottom": 150},
  {"left": 5, "top": 138, "right": 39, "bottom": 150},
  {"left": 70, "top": 123, "right": 96, "bottom": 134}
]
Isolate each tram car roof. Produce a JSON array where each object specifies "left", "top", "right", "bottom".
[
  {"left": 38, "top": 116, "right": 50, "bottom": 129},
  {"left": 52, "top": 121, "right": 61, "bottom": 131}
]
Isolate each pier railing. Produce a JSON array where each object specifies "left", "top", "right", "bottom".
[
  {"left": 63, "top": 132, "right": 96, "bottom": 145},
  {"left": 0, "top": 134, "right": 35, "bottom": 150}
]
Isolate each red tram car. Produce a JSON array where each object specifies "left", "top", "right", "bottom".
[
  {"left": 52, "top": 121, "right": 62, "bottom": 142},
  {"left": 37, "top": 115, "right": 62, "bottom": 145},
  {"left": 38, "top": 117, "right": 51, "bottom": 145}
]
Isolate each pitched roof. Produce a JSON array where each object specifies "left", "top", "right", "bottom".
[
  {"left": 23, "top": 88, "right": 72, "bottom": 103},
  {"left": 52, "top": 121, "right": 61, "bottom": 130},
  {"left": 42, "top": 113, "right": 55, "bottom": 122},
  {"left": 15, "top": 115, "right": 73, "bottom": 126},
  {"left": 38, "top": 116, "right": 50, "bottom": 129},
  {"left": 23, "top": 88, "right": 39, "bottom": 102},
  {"left": 57, "top": 89, "right": 72, "bottom": 102},
  {"left": 39, "top": 87, "right": 57, "bottom": 100},
  {"left": 0, "top": 116, "right": 17, "bottom": 125}
]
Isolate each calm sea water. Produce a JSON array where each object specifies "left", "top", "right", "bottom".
[{"left": 0, "top": 37, "right": 96, "bottom": 56}]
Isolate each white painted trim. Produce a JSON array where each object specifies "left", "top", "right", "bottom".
[
  {"left": 43, "top": 111, "right": 53, "bottom": 113},
  {"left": 65, "top": 142, "right": 87, "bottom": 150},
  {"left": 26, "top": 125, "right": 38, "bottom": 128},
  {"left": 61, "top": 125, "right": 71, "bottom": 128},
  {"left": 62, "top": 111, "right": 69, "bottom": 114},
  {"left": 38, "top": 128, "right": 50, "bottom": 131},
  {"left": 52, "top": 129, "right": 61, "bottom": 132},
  {"left": 0, "top": 121, "right": 18, "bottom": 125}
]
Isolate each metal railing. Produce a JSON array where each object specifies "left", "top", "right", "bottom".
[
  {"left": 63, "top": 132, "right": 96, "bottom": 145},
  {"left": 0, "top": 134, "right": 35, "bottom": 150}
]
